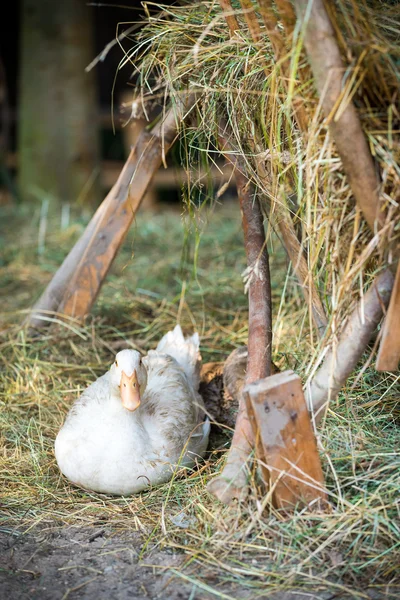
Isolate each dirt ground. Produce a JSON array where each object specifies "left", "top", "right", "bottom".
[
  {"left": 0, "top": 526, "right": 190, "bottom": 600},
  {"left": 0, "top": 525, "right": 306, "bottom": 600},
  {"left": 0, "top": 525, "right": 398, "bottom": 600}
]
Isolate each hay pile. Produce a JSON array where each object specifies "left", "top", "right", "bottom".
[{"left": 123, "top": 0, "right": 400, "bottom": 364}]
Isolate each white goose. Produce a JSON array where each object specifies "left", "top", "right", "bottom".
[{"left": 55, "top": 325, "right": 210, "bottom": 495}]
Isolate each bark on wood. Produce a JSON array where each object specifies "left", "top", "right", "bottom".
[
  {"left": 274, "top": 0, "right": 297, "bottom": 38},
  {"left": 244, "top": 371, "right": 327, "bottom": 510},
  {"left": 306, "top": 269, "right": 394, "bottom": 423},
  {"left": 218, "top": 0, "right": 239, "bottom": 36},
  {"left": 293, "top": 0, "right": 383, "bottom": 232},
  {"left": 376, "top": 263, "right": 400, "bottom": 371},
  {"left": 207, "top": 128, "right": 272, "bottom": 504},
  {"left": 27, "top": 97, "right": 193, "bottom": 328},
  {"left": 258, "top": 0, "right": 285, "bottom": 58},
  {"left": 239, "top": 0, "right": 263, "bottom": 43}
]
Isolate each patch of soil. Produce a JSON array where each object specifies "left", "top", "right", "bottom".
[
  {"left": 0, "top": 526, "right": 190, "bottom": 600},
  {"left": 1, "top": 526, "right": 398, "bottom": 600}
]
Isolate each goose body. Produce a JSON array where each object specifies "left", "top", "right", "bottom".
[{"left": 55, "top": 326, "right": 209, "bottom": 495}]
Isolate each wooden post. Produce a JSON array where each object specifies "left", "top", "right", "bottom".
[
  {"left": 207, "top": 124, "right": 272, "bottom": 504},
  {"left": 218, "top": 0, "right": 240, "bottom": 36},
  {"left": 245, "top": 370, "right": 327, "bottom": 510},
  {"left": 376, "top": 263, "right": 400, "bottom": 372},
  {"left": 306, "top": 269, "right": 394, "bottom": 423}
]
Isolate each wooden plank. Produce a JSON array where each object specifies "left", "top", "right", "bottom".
[
  {"left": 58, "top": 132, "right": 171, "bottom": 319},
  {"left": 27, "top": 97, "right": 194, "bottom": 328},
  {"left": 244, "top": 370, "right": 327, "bottom": 510},
  {"left": 376, "top": 263, "right": 400, "bottom": 371}
]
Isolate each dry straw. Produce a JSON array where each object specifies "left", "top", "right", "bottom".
[{"left": 1, "top": 0, "right": 400, "bottom": 596}]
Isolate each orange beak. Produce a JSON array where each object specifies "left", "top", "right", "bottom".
[{"left": 120, "top": 370, "right": 141, "bottom": 411}]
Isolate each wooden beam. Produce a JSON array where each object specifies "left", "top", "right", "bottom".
[
  {"left": 27, "top": 96, "right": 194, "bottom": 328},
  {"left": 239, "top": 0, "right": 263, "bottom": 43},
  {"left": 293, "top": 0, "right": 384, "bottom": 232},
  {"left": 245, "top": 371, "right": 327, "bottom": 510},
  {"left": 306, "top": 269, "right": 394, "bottom": 422},
  {"left": 218, "top": 0, "right": 240, "bottom": 36},
  {"left": 376, "top": 263, "right": 400, "bottom": 371}
]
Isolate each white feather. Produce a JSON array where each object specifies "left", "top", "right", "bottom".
[{"left": 155, "top": 324, "right": 201, "bottom": 389}]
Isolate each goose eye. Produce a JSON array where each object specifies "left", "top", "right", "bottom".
[{"left": 115, "top": 359, "right": 118, "bottom": 368}]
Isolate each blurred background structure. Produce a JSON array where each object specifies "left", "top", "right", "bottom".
[{"left": 0, "top": 0, "right": 213, "bottom": 214}]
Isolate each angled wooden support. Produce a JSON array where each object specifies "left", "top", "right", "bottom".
[
  {"left": 27, "top": 95, "right": 194, "bottom": 329},
  {"left": 376, "top": 262, "right": 400, "bottom": 371},
  {"left": 293, "top": 0, "right": 384, "bottom": 232},
  {"left": 245, "top": 370, "right": 327, "bottom": 511},
  {"left": 306, "top": 268, "right": 394, "bottom": 423},
  {"left": 218, "top": 0, "right": 240, "bottom": 36}
]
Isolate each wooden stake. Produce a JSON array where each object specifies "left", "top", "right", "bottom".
[
  {"left": 58, "top": 132, "right": 165, "bottom": 319},
  {"left": 376, "top": 263, "right": 400, "bottom": 371},
  {"left": 207, "top": 124, "right": 272, "bottom": 504},
  {"left": 239, "top": 0, "right": 263, "bottom": 43},
  {"left": 274, "top": 0, "right": 297, "bottom": 38},
  {"left": 218, "top": 0, "right": 240, "bottom": 37},
  {"left": 245, "top": 371, "right": 327, "bottom": 510}
]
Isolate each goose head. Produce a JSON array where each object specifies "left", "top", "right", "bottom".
[{"left": 110, "top": 349, "right": 148, "bottom": 412}]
